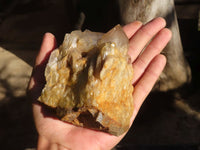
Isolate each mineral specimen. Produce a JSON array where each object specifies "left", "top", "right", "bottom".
[{"left": 39, "top": 25, "right": 134, "bottom": 136}]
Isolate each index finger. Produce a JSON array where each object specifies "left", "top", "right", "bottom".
[
  {"left": 122, "top": 21, "right": 143, "bottom": 39},
  {"left": 128, "top": 17, "right": 166, "bottom": 62}
]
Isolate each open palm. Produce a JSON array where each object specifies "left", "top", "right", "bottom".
[{"left": 28, "top": 17, "right": 171, "bottom": 150}]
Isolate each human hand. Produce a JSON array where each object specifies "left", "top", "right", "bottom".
[{"left": 28, "top": 17, "right": 171, "bottom": 150}]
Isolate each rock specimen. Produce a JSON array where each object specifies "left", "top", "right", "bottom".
[{"left": 39, "top": 25, "right": 134, "bottom": 136}]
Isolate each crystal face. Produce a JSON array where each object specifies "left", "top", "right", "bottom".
[{"left": 39, "top": 25, "right": 134, "bottom": 136}]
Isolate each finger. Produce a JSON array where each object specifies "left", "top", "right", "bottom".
[
  {"left": 58, "top": 144, "right": 71, "bottom": 150},
  {"left": 128, "top": 17, "right": 166, "bottom": 62},
  {"left": 34, "top": 32, "right": 57, "bottom": 80},
  {"left": 131, "top": 54, "right": 166, "bottom": 121},
  {"left": 28, "top": 33, "right": 56, "bottom": 93},
  {"left": 37, "top": 136, "right": 51, "bottom": 150},
  {"left": 35, "top": 32, "right": 57, "bottom": 66},
  {"left": 132, "top": 28, "right": 172, "bottom": 84},
  {"left": 123, "top": 21, "right": 143, "bottom": 39}
]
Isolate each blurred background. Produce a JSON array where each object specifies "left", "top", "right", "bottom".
[{"left": 0, "top": 0, "right": 199, "bottom": 149}]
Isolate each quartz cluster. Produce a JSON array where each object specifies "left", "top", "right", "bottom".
[{"left": 39, "top": 25, "right": 134, "bottom": 136}]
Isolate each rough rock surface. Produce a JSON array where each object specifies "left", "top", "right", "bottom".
[{"left": 39, "top": 25, "right": 134, "bottom": 136}]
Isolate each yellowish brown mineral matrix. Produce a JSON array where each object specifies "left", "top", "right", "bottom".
[{"left": 39, "top": 25, "right": 134, "bottom": 136}]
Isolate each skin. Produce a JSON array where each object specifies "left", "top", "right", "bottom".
[{"left": 28, "top": 17, "right": 172, "bottom": 150}]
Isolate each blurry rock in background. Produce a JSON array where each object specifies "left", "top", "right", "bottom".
[{"left": 0, "top": 47, "right": 32, "bottom": 99}]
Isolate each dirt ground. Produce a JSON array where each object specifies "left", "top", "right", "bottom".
[{"left": 0, "top": 1, "right": 200, "bottom": 150}]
